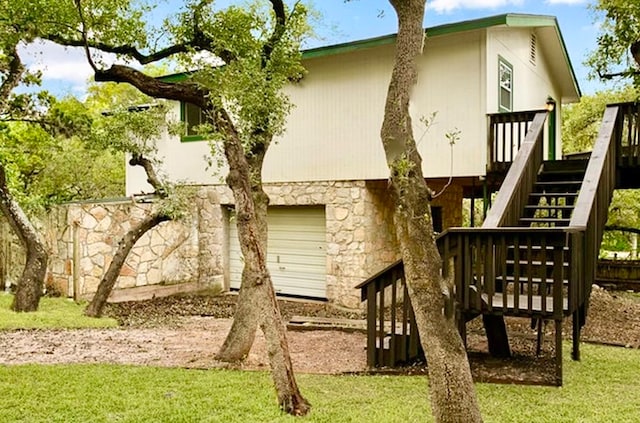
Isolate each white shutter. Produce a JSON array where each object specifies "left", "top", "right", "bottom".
[{"left": 229, "top": 207, "right": 326, "bottom": 298}]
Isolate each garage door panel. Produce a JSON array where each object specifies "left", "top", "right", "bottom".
[
  {"left": 229, "top": 207, "right": 326, "bottom": 298},
  {"left": 267, "top": 255, "right": 325, "bottom": 267}
]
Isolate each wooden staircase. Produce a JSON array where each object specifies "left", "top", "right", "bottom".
[
  {"left": 357, "top": 102, "right": 640, "bottom": 386},
  {"left": 520, "top": 159, "right": 588, "bottom": 228}
]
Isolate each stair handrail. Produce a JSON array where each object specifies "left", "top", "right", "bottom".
[
  {"left": 483, "top": 111, "right": 549, "bottom": 228},
  {"left": 569, "top": 104, "right": 623, "bottom": 307}
]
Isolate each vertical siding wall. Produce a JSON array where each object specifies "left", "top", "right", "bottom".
[
  {"left": 128, "top": 30, "right": 495, "bottom": 196},
  {"left": 486, "top": 26, "right": 564, "bottom": 158}
]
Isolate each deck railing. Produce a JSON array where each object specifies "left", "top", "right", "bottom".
[
  {"left": 483, "top": 111, "right": 548, "bottom": 227},
  {"left": 568, "top": 105, "right": 621, "bottom": 329},
  {"left": 616, "top": 102, "right": 640, "bottom": 168},
  {"left": 356, "top": 260, "right": 422, "bottom": 367},
  {"left": 440, "top": 227, "right": 571, "bottom": 320},
  {"left": 356, "top": 103, "right": 638, "bottom": 380},
  {"left": 488, "top": 110, "right": 544, "bottom": 173}
]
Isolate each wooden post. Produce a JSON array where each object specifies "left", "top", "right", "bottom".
[
  {"left": 1, "top": 221, "right": 6, "bottom": 291},
  {"left": 72, "top": 222, "right": 80, "bottom": 301},
  {"left": 572, "top": 309, "right": 581, "bottom": 361},
  {"left": 555, "top": 319, "right": 563, "bottom": 386}
]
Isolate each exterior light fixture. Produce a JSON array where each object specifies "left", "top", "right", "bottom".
[{"left": 545, "top": 96, "right": 556, "bottom": 112}]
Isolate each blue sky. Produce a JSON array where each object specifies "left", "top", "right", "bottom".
[{"left": 22, "top": 0, "right": 614, "bottom": 98}]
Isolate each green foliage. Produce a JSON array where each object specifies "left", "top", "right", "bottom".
[
  {"left": 587, "top": 0, "right": 640, "bottom": 83},
  {"left": 562, "top": 85, "right": 640, "bottom": 154},
  {"left": 602, "top": 189, "right": 640, "bottom": 252},
  {"left": 1, "top": 342, "right": 640, "bottom": 421},
  {"left": 0, "top": 96, "right": 125, "bottom": 214},
  {"left": 0, "top": 294, "right": 117, "bottom": 329},
  {"left": 176, "top": 1, "right": 309, "bottom": 154},
  {"left": 562, "top": 87, "right": 640, "bottom": 251}
]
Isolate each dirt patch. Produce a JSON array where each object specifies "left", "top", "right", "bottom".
[{"left": 1, "top": 286, "right": 639, "bottom": 382}]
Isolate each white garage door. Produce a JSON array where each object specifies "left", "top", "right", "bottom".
[{"left": 229, "top": 206, "right": 327, "bottom": 298}]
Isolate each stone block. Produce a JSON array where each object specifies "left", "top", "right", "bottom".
[{"left": 90, "top": 206, "right": 108, "bottom": 221}]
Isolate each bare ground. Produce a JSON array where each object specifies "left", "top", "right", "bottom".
[{"left": 1, "top": 285, "right": 639, "bottom": 383}]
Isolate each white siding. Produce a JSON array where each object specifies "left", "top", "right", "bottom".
[
  {"left": 125, "top": 104, "right": 225, "bottom": 195},
  {"left": 486, "top": 26, "right": 565, "bottom": 159},
  {"left": 126, "top": 24, "right": 572, "bottom": 195},
  {"left": 414, "top": 31, "right": 487, "bottom": 178},
  {"left": 229, "top": 207, "right": 327, "bottom": 298},
  {"left": 265, "top": 32, "right": 488, "bottom": 182}
]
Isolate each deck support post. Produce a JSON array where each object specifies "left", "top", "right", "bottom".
[
  {"left": 366, "top": 283, "right": 377, "bottom": 367},
  {"left": 482, "top": 314, "right": 511, "bottom": 357},
  {"left": 572, "top": 308, "right": 581, "bottom": 361},
  {"left": 555, "top": 319, "right": 563, "bottom": 386}
]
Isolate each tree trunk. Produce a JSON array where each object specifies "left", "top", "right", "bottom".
[
  {"left": 381, "top": 1, "right": 482, "bottom": 422},
  {"left": 85, "top": 211, "right": 170, "bottom": 317},
  {"left": 216, "top": 158, "right": 269, "bottom": 363},
  {"left": 0, "top": 164, "right": 47, "bottom": 312},
  {"left": 218, "top": 113, "right": 310, "bottom": 416}
]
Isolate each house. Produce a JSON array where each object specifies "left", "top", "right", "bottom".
[{"left": 118, "top": 13, "right": 580, "bottom": 308}]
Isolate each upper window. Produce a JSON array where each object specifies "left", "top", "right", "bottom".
[
  {"left": 181, "top": 102, "right": 211, "bottom": 141},
  {"left": 498, "top": 57, "right": 513, "bottom": 112}
]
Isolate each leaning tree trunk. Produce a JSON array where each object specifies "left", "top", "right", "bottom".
[
  {"left": 219, "top": 114, "right": 310, "bottom": 416},
  {"left": 85, "top": 154, "right": 171, "bottom": 317},
  {"left": 0, "top": 164, "right": 47, "bottom": 312},
  {"left": 215, "top": 185, "right": 267, "bottom": 361},
  {"left": 381, "top": 1, "right": 482, "bottom": 422},
  {"left": 85, "top": 211, "right": 170, "bottom": 317}
]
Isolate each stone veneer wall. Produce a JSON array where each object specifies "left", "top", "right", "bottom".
[
  {"left": 205, "top": 179, "right": 461, "bottom": 309},
  {"left": 46, "top": 194, "right": 225, "bottom": 299},
  {"left": 8, "top": 179, "right": 462, "bottom": 308}
]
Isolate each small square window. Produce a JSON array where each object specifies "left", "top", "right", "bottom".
[{"left": 181, "top": 102, "right": 212, "bottom": 140}]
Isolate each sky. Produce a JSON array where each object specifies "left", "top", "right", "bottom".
[{"left": 21, "top": 0, "right": 615, "bottom": 99}]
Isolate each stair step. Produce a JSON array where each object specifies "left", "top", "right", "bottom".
[
  {"left": 535, "top": 180, "right": 582, "bottom": 187},
  {"left": 506, "top": 245, "right": 570, "bottom": 251},
  {"left": 529, "top": 192, "right": 579, "bottom": 198},
  {"left": 542, "top": 159, "right": 589, "bottom": 173},
  {"left": 505, "top": 259, "right": 569, "bottom": 267},
  {"left": 495, "top": 275, "right": 569, "bottom": 286},
  {"left": 524, "top": 205, "right": 575, "bottom": 210}
]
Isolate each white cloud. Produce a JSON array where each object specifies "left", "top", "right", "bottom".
[
  {"left": 21, "top": 40, "right": 93, "bottom": 84},
  {"left": 428, "top": 0, "right": 524, "bottom": 13},
  {"left": 19, "top": 39, "right": 134, "bottom": 97},
  {"left": 546, "top": 0, "right": 586, "bottom": 4}
]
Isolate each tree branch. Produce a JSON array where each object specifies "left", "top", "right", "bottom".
[
  {"left": 598, "top": 69, "right": 640, "bottom": 80},
  {"left": 45, "top": 33, "right": 206, "bottom": 65},
  {"left": 262, "top": 0, "right": 287, "bottom": 67},
  {"left": 0, "top": 46, "right": 25, "bottom": 115},
  {"left": 44, "top": 0, "right": 236, "bottom": 66},
  {"left": 73, "top": 0, "right": 98, "bottom": 72},
  {"left": 94, "top": 64, "right": 208, "bottom": 107},
  {"left": 605, "top": 225, "right": 640, "bottom": 235},
  {"left": 129, "top": 153, "right": 166, "bottom": 197}
]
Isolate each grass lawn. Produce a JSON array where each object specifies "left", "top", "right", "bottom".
[
  {"left": 0, "top": 294, "right": 118, "bottom": 329},
  {"left": 0, "top": 343, "right": 639, "bottom": 422}
]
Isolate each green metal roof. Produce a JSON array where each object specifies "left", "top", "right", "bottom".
[
  {"left": 303, "top": 14, "right": 559, "bottom": 58},
  {"left": 302, "top": 13, "right": 579, "bottom": 99}
]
